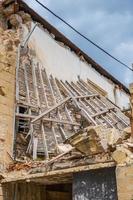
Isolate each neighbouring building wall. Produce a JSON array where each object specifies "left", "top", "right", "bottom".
[
  {"left": 28, "top": 24, "right": 130, "bottom": 109},
  {"left": 116, "top": 166, "right": 133, "bottom": 200},
  {"left": 73, "top": 167, "right": 118, "bottom": 200}
]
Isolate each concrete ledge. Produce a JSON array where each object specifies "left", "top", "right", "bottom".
[{"left": 2, "top": 161, "right": 115, "bottom": 184}]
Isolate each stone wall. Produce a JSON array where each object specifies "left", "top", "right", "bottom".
[
  {"left": 0, "top": 1, "right": 31, "bottom": 170},
  {"left": 116, "top": 165, "right": 133, "bottom": 200},
  {"left": 73, "top": 167, "right": 118, "bottom": 200},
  {"left": 0, "top": 29, "right": 17, "bottom": 168},
  {"left": 0, "top": 8, "right": 19, "bottom": 169}
]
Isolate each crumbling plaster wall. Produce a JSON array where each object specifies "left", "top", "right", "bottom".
[
  {"left": 0, "top": 26, "right": 19, "bottom": 169},
  {"left": 0, "top": 3, "right": 31, "bottom": 169},
  {"left": 28, "top": 24, "right": 129, "bottom": 109}
]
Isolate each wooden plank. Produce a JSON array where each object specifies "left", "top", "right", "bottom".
[
  {"left": 92, "top": 108, "right": 114, "bottom": 118},
  {"left": 79, "top": 79, "right": 97, "bottom": 94},
  {"left": 33, "top": 137, "right": 38, "bottom": 160},
  {"left": 60, "top": 81, "right": 95, "bottom": 124},
  {"left": 23, "top": 62, "right": 35, "bottom": 157},
  {"left": 71, "top": 82, "right": 100, "bottom": 113},
  {"left": 51, "top": 126, "right": 60, "bottom": 153},
  {"left": 41, "top": 121, "right": 49, "bottom": 159},
  {"left": 32, "top": 61, "right": 41, "bottom": 108},
  {"left": 70, "top": 81, "right": 119, "bottom": 128},
  {"left": 16, "top": 113, "right": 80, "bottom": 126},
  {"left": 101, "top": 115, "right": 114, "bottom": 128},
  {"left": 43, "top": 117, "right": 80, "bottom": 126},
  {"left": 79, "top": 101, "right": 97, "bottom": 125},
  {"left": 71, "top": 81, "right": 86, "bottom": 95},
  {"left": 75, "top": 94, "right": 99, "bottom": 99},
  {"left": 23, "top": 64, "right": 30, "bottom": 105},
  {"left": 31, "top": 97, "right": 71, "bottom": 123},
  {"left": 59, "top": 126, "right": 67, "bottom": 140},
  {"left": 44, "top": 147, "right": 74, "bottom": 166},
  {"left": 60, "top": 80, "right": 80, "bottom": 109},
  {"left": 65, "top": 81, "right": 97, "bottom": 125},
  {"left": 26, "top": 135, "right": 32, "bottom": 153},
  {"left": 47, "top": 73, "right": 61, "bottom": 149},
  {"left": 51, "top": 75, "right": 73, "bottom": 123},
  {"left": 87, "top": 78, "right": 107, "bottom": 96},
  {"left": 17, "top": 102, "right": 39, "bottom": 109},
  {"left": 16, "top": 44, "right": 21, "bottom": 102},
  {"left": 111, "top": 110, "right": 128, "bottom": 126},
  {"left": 33, "top": 63, "right": 49, "bottom": 159},
  {"left": 77, "top": 80, "right": 92, "bottom": 95}
]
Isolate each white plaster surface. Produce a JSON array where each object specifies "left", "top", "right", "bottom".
[{"left": 26, "top": 24, "right": 129, "bottom": 109}]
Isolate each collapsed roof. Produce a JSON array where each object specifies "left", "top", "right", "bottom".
[
  {"left": 0, "top": 0, "right": 129, "bottom": 160},
  {"left": 15, "top": 48, "right": 129, "bottom": 161}
]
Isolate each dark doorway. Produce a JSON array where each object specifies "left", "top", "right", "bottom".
[
  {"left": 3, "top": 182, "right": 72, "bottom": 200},
  {"left": 73, "top": 167, "right": 118, "bottom": 200},
  {"left": 46, "top": 184, "right": 72, "bottom": 200}
]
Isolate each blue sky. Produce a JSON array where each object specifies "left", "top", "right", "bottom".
[{"left": 25, "top": 0, "right": 133, "bottom": 87}]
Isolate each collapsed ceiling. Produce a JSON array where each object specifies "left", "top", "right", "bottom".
[{"left": 15, "top": 47, "right": 129, "bottom": 161}]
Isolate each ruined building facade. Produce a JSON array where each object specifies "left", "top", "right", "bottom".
[{"left": 0, "top": 1, "right": 133, "bottom": 200}]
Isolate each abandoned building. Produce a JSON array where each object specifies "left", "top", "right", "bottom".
[{"left": 0, "top": 0, "right": 133, "bottom": 199}]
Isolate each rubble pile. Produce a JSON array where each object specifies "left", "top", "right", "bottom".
[
  {"left": 7, "top": 149, "right": 112, "bottom": 173},
  {"left": 66, "top": 125, "right": 133, "bottom": 165},
  {"left": 6, "top": 125, "right": 133, "bottom": 174}
]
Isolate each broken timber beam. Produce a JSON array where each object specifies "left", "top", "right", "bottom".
[
  {"left": 74, "top": 94, "right": 99, "bottom": 99},
  {"left": 31, "top": 97, "right": 71, "bottom": 123},
  {"left": 92, "top": 107, "right": 114, "bottom": 118},
  {"left": 16, "top": 113, "right": 80, "bottom": 126},
  {"left": 129, "top": 83, "right": 133, "bottom": 139},
  {"left": 42, "top": 118, "right": 80, "bottom": 126},
  {"left": 45, "top": 147, "right": 74, "bottom": 166},
  {"left": 17, "top": 102, "right": 39, "bottom": 109}
]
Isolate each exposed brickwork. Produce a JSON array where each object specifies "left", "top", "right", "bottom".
[{"left": 116, "top": 165, "right": 133, "bottom": 200}]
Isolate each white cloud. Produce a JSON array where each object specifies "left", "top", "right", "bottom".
[
  {"left": 113, "top": 42, "right": 133, "bottom": 84},
  {"left": 124, "top": 70, "right": 133, "bottom": 84},
  {"left": 113, "top": 42, "right": 133, "bottom": 63}
]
